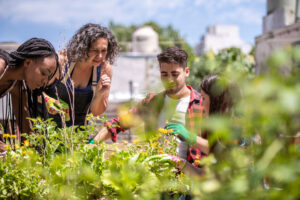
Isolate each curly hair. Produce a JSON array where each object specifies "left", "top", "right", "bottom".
[
  {"left": 67, "top": 23, "right": 119, "bottom": 64},
  {"left": 157, "top": 46, "right": 188, "bottom": 68}
]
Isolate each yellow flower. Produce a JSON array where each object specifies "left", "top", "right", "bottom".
[
  {"left": 133, "top": 139, "right": 140, "bottom": 144},
  {"left": 118, "top": 106, "right": 134, "bottom": 128},
  {"left": 4, "top": 145, "right": 10, "bottom": 150},
  {"left": 167, "top": 129, "right": 173, "bottom": 134},
  {"left": 27, "top": 150, "right": 33, "bottom": 155},
  {"left": 158, "top": 128, "right": 164, "bottom": 133},
  {"left": 2, "top": 134, "right": 10, "bottom": 138},
  {"left": 10, "top": 135, "right": 16, "bottom": 138},
  {"left": 14, "top": 144, "right": 20, "bottom": 148},
  {"left": 24, "top": 140, "right": 30, "bottom": 147},
  {"left": 166, "top": 120, "right": 169, "bottom": 125},
  {"left": 158, "top": 150, "right": 164, "bottom": 154},
  {"left": 194, "top": 160, "right": 201, "bottom": 165},
  {"left": 141, "top": 152, "right": 148, "bottom": 156},
  {"left": 158, "top": 128, "right": 168, "bottom": 134},
  {"left": 151, "top": 142, "right": 159, "bottom": 147},
  {"left": 164, "top": 139, "right": 169, "bottom": 143},
  {"left": 122, "top": 140, "right": 128, "bottom": 145},
  {"left": 158, "top": 147, "right": 163, "bottom": 150}
]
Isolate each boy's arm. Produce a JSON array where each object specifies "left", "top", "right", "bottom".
[{"left": 93, "top": 93, "right": 155, "bottom": 142}]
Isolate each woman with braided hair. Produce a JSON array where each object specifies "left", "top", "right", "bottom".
[
  {"left": 0, "top": 38, "right": 59, "bottom": 152},
  {"left": 34, "top": 23, "right": 119, "bottom": 128}
]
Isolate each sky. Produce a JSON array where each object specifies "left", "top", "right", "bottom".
[{"left": 0, "top": 0, "right": 266, "bottom": 50}]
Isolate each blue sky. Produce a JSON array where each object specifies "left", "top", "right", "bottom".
[{"left": 0, "top": 0, "right": 266, "bottom": 50}]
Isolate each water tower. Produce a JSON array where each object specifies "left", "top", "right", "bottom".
[{"left": 132, "top": 26, "right": 159, "bottom": 54}]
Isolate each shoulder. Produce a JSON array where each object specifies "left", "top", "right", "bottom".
[
  {"left": 188, "top": 85, "right": 202, "bottom": 101},
  {"left": 0, "top": 58, "right": 7, "bottom": 75},
  {"left": 140, "top": 92, "right": 164, "bottom": 105}
]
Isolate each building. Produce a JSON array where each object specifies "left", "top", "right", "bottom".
[
  {"left": 105, "top": 26, "right": 162, "bottom": 142},
  {"left": 255, "top": 0, "right": 300, "bottom": 74},
  {"left": 109, "top": 26, "right": 161, "bottom": 103},
  {"left": 196, "top": 25, "right": 252, "bottom": 56},
  {"left": 0, "top": 41, "right": 20, "bottom": 53},
  {"left": 132, "top": 26, "right": 160, "bottom": 54}
]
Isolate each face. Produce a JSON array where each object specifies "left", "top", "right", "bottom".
[
  {"left": 201, "top": 89, "right": 210, "bottom": 117},
  {"left": 24, "top": 56, "right": 57, "bottom": 90},
  {"left": 87, "top": 37, "right": 108, "bottom": 67},
  {"left": 160, "top": 62, "right": 189, "bottom": 95}
]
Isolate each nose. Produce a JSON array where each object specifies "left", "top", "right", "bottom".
[
  {"left": 41, "top": 77, "right": 48, "bottom": 88},
  {"left": 96, "top": 52, "right": 104, "bottom": 59}
]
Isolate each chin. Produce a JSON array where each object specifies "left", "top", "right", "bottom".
[
  {"left": 166, "top": 89, "right": 176, "bottom": 94},
  {"left": 93, "top": 61, "right": 102, "bottom": 66}
]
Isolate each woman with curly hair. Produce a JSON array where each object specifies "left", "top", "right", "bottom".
[{"left": 32, "top": 23, "right": 119, "bottom": 127}]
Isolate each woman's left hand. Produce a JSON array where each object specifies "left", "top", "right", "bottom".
[{"left": 99, "top": 74, "right": 111, "bottom": 88}]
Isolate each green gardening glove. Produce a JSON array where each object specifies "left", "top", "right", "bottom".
[{"left": 166, "top": 123, "right": 197, "bottom": 145}]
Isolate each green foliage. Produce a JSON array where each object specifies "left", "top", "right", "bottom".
[
  {"left": 187, "top": 47, "right": 255, "bottom": 89},
  {"left": 1, "top": 46, "right": 299, "bottom": 199},
  {"left": 0, "top": 118, "right": 186, "bottom": 199},
  {"left": 188, "top": 46, "right": 300, "bottom": 200}
]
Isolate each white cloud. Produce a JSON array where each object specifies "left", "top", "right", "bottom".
[{"left": 0, "top": 0, "right": 184, "bottom": 25}]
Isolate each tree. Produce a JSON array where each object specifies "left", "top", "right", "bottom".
[{"left": 187, "top": 47, "right": 255, "bottom": 89}]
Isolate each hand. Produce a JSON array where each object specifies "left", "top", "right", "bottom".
[
  {"left": 98, "top": 74, "right": 111, "bottom": 88},
  {"left": 166, "top": 122, "right": 197, "bottom": 145}
]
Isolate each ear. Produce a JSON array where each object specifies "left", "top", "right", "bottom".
[
  {"left": 185, "top": 67, "right": 190, "bottom": 77},
  {"left": 24, "top": 59, "right": 33, "bottom": 68}
]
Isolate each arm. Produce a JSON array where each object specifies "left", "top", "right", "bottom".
[
  {"left": 93, "top": 117, "right": 125, "bottom": 142},
  {"left": 93, "top": 94, "right": 154, "bottom": 142},
  {"left": 192, "top": 136, "right": 209, "bottom": 155},
  {"left": 166, "top": 123, "right": 210, "bottom": 155},
  {"left": 181, "top": 161, "right": 206, "bottom": 177},
  {"left": 93, "top": 127, "right": 111, "bottom": 142},
  {"left": 90, "top": 62, "right": 112, "bottom": 116}
]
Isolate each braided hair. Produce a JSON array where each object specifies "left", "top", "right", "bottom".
[
  {"left": 8, "top": 38, "right": 58, "bottom": 80},
  {"left": 0, "top": 38, "right": 58, "bottom": 134},
  {"left": 0, "top": 49, "right": 11, "bottom": 65}
]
